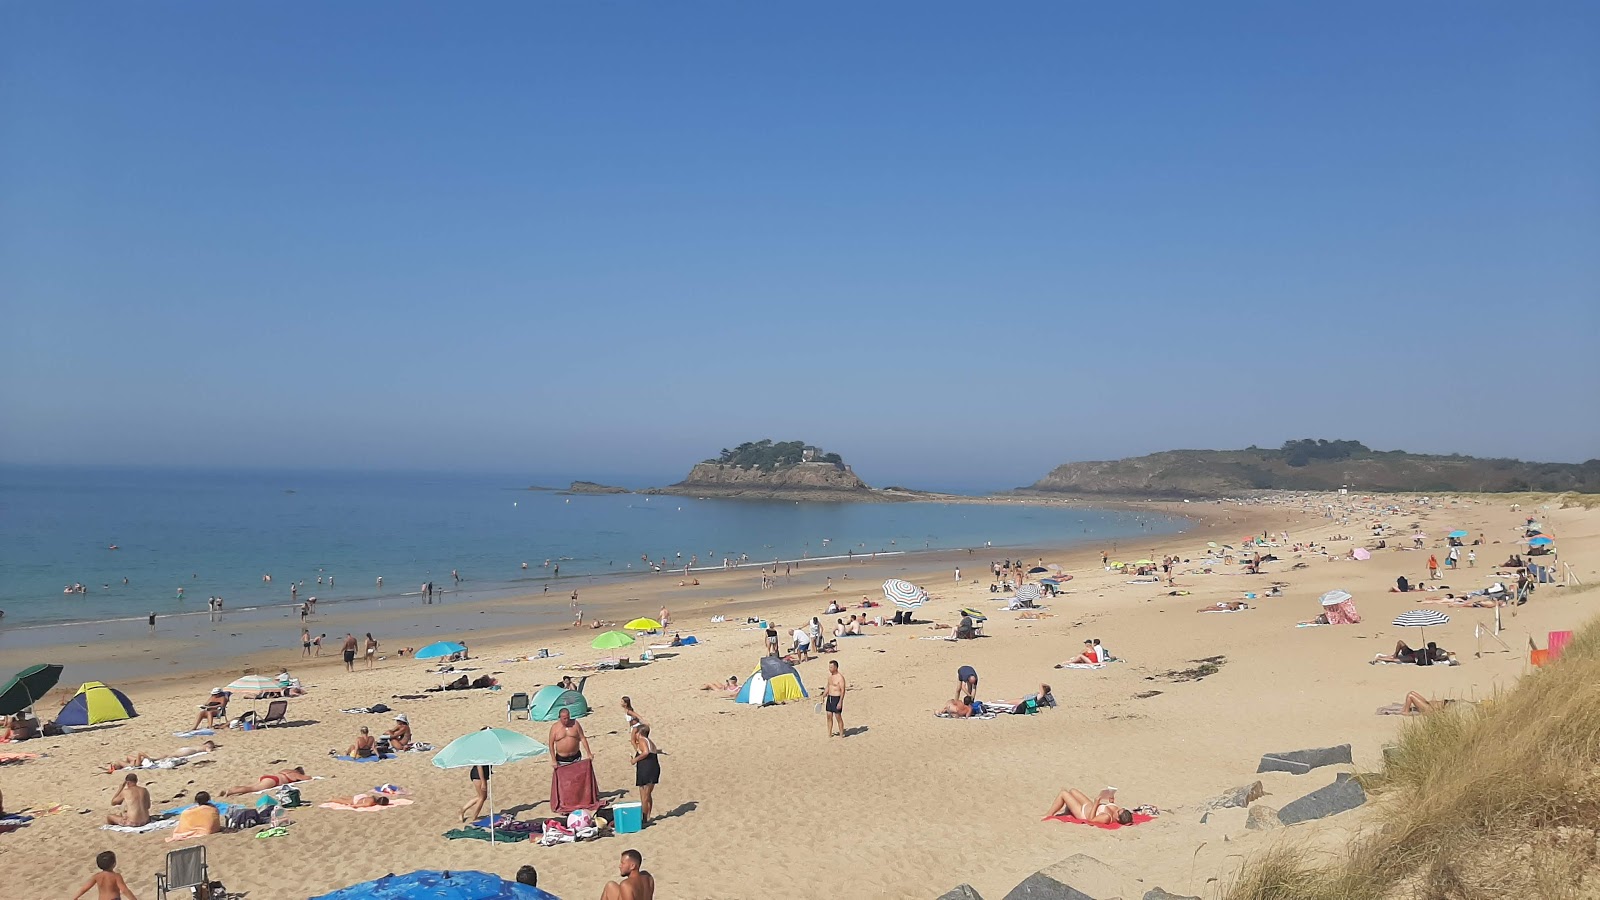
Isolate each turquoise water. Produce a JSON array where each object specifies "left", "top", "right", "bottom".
[{"left": 0, "top": 466, "right": 1186, "bottom": 629}]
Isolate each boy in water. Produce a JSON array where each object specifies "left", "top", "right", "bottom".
[{"left": 72, "top": 850, "right": 137, "bottom": 900}]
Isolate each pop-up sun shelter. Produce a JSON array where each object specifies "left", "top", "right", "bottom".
[
  {"left": 528, "top": 685, "right": 589, "bottom": 721},
  {"left": 735, "top": 656, "right": 808, "bottom": 706},
  {"left": 57, "top": 681, "right": 138, "bottom": 726}
]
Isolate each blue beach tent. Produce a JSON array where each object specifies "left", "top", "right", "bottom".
[{"left": 310, "top": 869, "right": 559, "bottom": 900}]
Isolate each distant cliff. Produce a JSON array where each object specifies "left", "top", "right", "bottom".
[
  {"left": 1028, "top": 440, "right": 1600, "bottom": 497},
  {"left": 649, "top": 439, "right": 888, "bottom": 500}
]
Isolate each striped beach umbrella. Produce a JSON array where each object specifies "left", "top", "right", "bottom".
[
  {"left": 1013, "top": 584, "right": 1042, "bottom": 603},
  {"left": 225, "top": 675, "right": 283, "bottom": 698},
  {"left": 882, "top": 579, "right": 927, "bottom": 609},
  {"left": 1392, "top": 609, "right": 1449, "bottom": 640}
]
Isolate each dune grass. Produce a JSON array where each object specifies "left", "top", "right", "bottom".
[{"left": 1224, "top": 616, "right": 1600, "bottom": 900}]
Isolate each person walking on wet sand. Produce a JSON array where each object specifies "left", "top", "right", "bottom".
[
  {"left": 825, "top": 660, "right": 847, "bottom": 737},
  {"left": 147, "top": 612, "right": 156, "bottom": 635},
  {"left": 364, "top": 632, "right": 379, "bottom": 669},
  {"left": 341, "top": 633, "right": 358, "bottom": 672}
]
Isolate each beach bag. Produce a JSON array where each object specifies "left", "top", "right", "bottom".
[
  {"left": 1022, "top": 698, "right": 1039, "bottom": 714},
  {"left": 276, "top": 785, "right": 302, "bottom": 807}
]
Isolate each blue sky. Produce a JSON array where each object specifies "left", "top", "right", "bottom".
[{"left": 2, "top": 3, "right": 1596, "bottom": 490}]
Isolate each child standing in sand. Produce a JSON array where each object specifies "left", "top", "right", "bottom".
[{"left": 72, "top": 851, "right": 137, "bottom": 900}]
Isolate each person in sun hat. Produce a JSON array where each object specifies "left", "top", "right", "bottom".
[{"left": 385, "top": 713, "right": 412, "bottom": 751}]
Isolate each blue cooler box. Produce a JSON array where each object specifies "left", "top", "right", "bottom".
[{"left": 612, "top": 802, "right": 643, "bottom": 834}]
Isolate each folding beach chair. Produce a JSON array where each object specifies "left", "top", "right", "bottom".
[
  {"left": 156, "top": 845, "right": 210, "bottom": 899},
  {"left": 257, "top": 699, "right": 288, "bottom": 727},
  {"left": 506, "top": 692, "right": 530, "bottom": 721}
]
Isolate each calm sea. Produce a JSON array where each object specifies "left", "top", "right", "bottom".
[{"left": 0, "top": 466, "right": 1186, "bottom": 629}]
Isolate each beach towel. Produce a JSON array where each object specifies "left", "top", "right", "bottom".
[
  {"left": 172, "top": 729, "right": 216, "bottom": 738},
  {"left": 549, "top": 758, "right": 600, "bottom": 815},
  {"left": 919, "top": 636, "right": 955, "bottom": 642},
  {"left": 334, "top": 754, "right": 392, "bottom": 763},
  {"left": 0, "top": 814, "right": 33, "bottom": 833},
  {"left": 318, "top": 797, "right": 414, "bottom": 812},
  {"left": 1045, "top": 812, "right": 1155, "bottom": 830},
  {"left": 1057, "top": 663, "right": 1106, "bottom": 670},
  {"left": 0, "top": 753, "right": 40, "bottom": 765},
  {"left": 469, "top": 814, "right": 516, "bottom": 829},
  {"left": 1295, "top": 623, "right": 1326, "bottom": 628},
  {"left": 936, "top": 710, "right": 998, "bottom": 720},
  {"left": 101, "top": 818, "right": 179, "bottom": 833},
  {"left": 444, "top": 826, "right": 529, "bottom": 842}
]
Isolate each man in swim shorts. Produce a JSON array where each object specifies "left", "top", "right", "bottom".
[
  {"left": 547, "top": 708, "right": 593, "bottom": 766},
  {"left": 825, "top": 660, "right": 847, "bottom": 738},
  {"left": 341, "top": 633, "right": 358, "bottom": 672}
]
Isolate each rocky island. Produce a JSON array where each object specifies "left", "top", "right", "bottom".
[{"left": 647, "top": 440, "right": 902, "bottom": 501}]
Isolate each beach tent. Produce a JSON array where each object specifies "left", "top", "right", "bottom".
[
  {"left": 312, "top": 870, "right": 559, "bottom": 900},
  {"left": 56, "top": 681, "right": 137, "bottom": 726},
  {"left": 735, "top": 656, "right": 808, "bottom": 706},
  {"left": 528, "top": 685, "right": 589, "bottom": 721}
]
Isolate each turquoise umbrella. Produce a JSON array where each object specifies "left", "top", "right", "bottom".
[
  {"left": 433, "top": 728, "right": 547, "bottom": 845},
  {"left": 416, "top": 641, "right": 467, "bottom": 660}
]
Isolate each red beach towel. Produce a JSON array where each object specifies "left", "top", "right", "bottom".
[
  {"left": 1044, "top": 813, "right": 1155, "bottom": 830},
  {"left": 550, "top": 759, "right": 600, "bottom": 815}
]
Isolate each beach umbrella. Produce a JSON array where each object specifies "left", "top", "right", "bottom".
[
  {"left": 624, "top": 618, "right": 662, "bottom": 631},
  {"left": 1392, "top": 609, "right": 1450, "bottom": 641},
  {"left": 1528, "top": 536, "right": 1554, "bottom": 546},
  {"left": 1014, "top": 584, "right": 1043, "bottom": 604},
  {"left": 0, "top": 664, "right": 63, "bottom": 717},
  {"left": 1319, "top": 590, "right": 1354, "bottom": 607},
  {"left": 225, "top": 675, "right": 284, "bottom": 698},
  {"left": 882, "top": 579, "right": 927, "bottom": 609},
  {"left": 590, "top": 630, "right": 635, "bottom": 650},
  {"left": 1352, "top": 548, "right": 1371, "bottom": 560},
  {"left": 311, "top": 869, "right": 560, "bottom": 900},
  {"left": 1038, "top": 578, "right": 1060, "bottom": 586},
  {"left": 415, "top": 641, "right": 467, "bottom": 660},
  {"left": 1134, "top": 559, "right": 1154, "bottom": 566},
  {"left": 1207, "top": 541, "right": 1218, "bottom": 548},
  {"left": 1027, "top": 566, "right": 1049, "bottom": 574},
  {"left": 433, "top": 728, "right": 548, "bottom": 846},
  {"left": 1447, "top": 530, "right": 1469, "bottom": 539}
]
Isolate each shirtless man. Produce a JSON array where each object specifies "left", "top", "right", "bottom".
[
  {"left": 341, "top": 633, "right": 359, "bottom": 672},
  {"left": 600, "top": 849, "right": 655, "bottom": 900},
  {"left": 71, "top": 851, "right": 138, "bottom": 900},
  {"left": 547, "top": 708, "right": 593, "bottom": 766},
  {"left": 221, "top": 766, "right": 307, "bottom": 797},
  {"left": 824, "top": 660, "right": 847, "bottom": 738},
  {"left": 107, "top": 740, "right": 217, "bottom": 771},
  {"left": 105, "top": 773, "right": 151, "bottom": 827}
]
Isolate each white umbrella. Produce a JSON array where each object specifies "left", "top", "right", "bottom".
[
  {"left": 1392, "top": 609, "right": 1450, "bottom": 642},
  {"left": 1319, "top": 589, "right": 1353, "bottom": 607},
  {"left": 882, "top": 579, "right": 927, "bottom": 609}
]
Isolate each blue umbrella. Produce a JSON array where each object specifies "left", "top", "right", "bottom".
[
  {"left": 1038, "top": 578, "right": 1060, "bottom": 586},
  {"left": 310, "top": 869, "right": 560, "bottom": 900},
  {"left": 1447, "top": 530, "right": 1469, "bottom": 539},
  {"left": 1529, "top": 536, "right": 1553, "bottom": 546},
  {"left": 415, "top": 641, "right": 467, "bottom": 660}
]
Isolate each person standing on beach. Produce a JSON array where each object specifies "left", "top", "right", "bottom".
[
  {"left": 1468, "top": 549, "right": 1476, "bottom": 568},
  {"left": 547, "top": 708, "right": 593, "bottom": 766},
  {"left": 631, "top": 723, "right": 660, "bottom": 825},
  {"left": 825, "top": 660, "right": 847, "bottom": 738},
  {"left": 341, "top": 633, "right": 358, "bottom": 672},
  {"left": 376, "top": 575, "right": 383, "bottom": 589},
  {"left": 301, "top": 628, "right": 312, "bottom": 657},
  {"left": 364, "top": 632, "right": 378, "bottom": 669},
  {"left": 1428, "top": 555, "right": 1440, "bottom": 580},
  {"left": 147, "top": 612, "right": 156, "bottom": 635},
  {"left": 954, "top": 567, "right": 960, "bottom": 583}
]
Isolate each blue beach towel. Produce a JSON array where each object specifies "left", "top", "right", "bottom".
[{"left": 335, "top": 754, "right": 391, "bottom": 763}]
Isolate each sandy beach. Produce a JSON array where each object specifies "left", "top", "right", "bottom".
[{"left": 2, "top": 492, "right": 1593, "bottom": 900}]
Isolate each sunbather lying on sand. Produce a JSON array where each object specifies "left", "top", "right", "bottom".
[
  {"left": 221, "top": 766, "right": 307, "bottom": 797},
  {"left": 992, "top": 685, "right": 1055, "bottom": 711},
  {"left": 106, "top": 741, "right": 217, "bottom": 771},
  {"left": 1045, "top": 786, "right": 1133, "bottom": 825},
  {"left": 1371, "top": 641, "right": 1454, "bottom": 665},
  {"left": 700, "top": 676, "right": 740, "bottom": 692},
  {"left": 349, "top": 792, "right": 392, "bottom": 808},
  {"left": 937, "top": 697, "right": 974, "bottom": 717},
  {"left": 1419, "top": 594, "right": 1500, "bottom": 608},
  {"left": 1197, "top": 601, "right": 1249, "bottom": 612},
  {"left": 1377, "top": 691, "right": 1456, "bottom": 715}
]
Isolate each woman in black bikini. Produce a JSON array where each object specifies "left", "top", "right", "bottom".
[
  {"left": 631, "top": 723, "right": 661, "bottom": 825},
  {"left": 460, "top": 764, "right": 491, "bottom": 823}
]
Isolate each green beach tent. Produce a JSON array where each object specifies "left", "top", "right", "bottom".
[{"left": 528, "top": 685, "right": 589, "bottom": 721}]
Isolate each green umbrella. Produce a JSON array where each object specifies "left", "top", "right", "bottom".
[
  {"left": 591, "top": 630, "right": 635, "bottom": 650},
  {"left": 432, "top": 728, "right": 547, "bottom": 845},
  {"left": 0, "top": 664, "right": 64, "bottom": 717}
]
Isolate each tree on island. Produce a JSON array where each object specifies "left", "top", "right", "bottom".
[{"left": 712, "top": 440, "right": 842, "bottom": 469}]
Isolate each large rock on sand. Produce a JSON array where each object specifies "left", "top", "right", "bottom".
[
  {"left": 1245, "top": 804, "right": 1282, "bottom": 830},
  {"left": 1002, "top": 854, "right": 1125, "bottom": 899},
  {"left": 937, "top": 886, "right": 985, "bottom": 900},
  {"left": 1277, "top": 776, "right": 1367, "bottom": 825},
  {"left": 1207, "top": 781, "right": 1266, "bottom": 809},
  {"left": 1257, "top": 744, "right": 1353, "bottom": 775}
]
